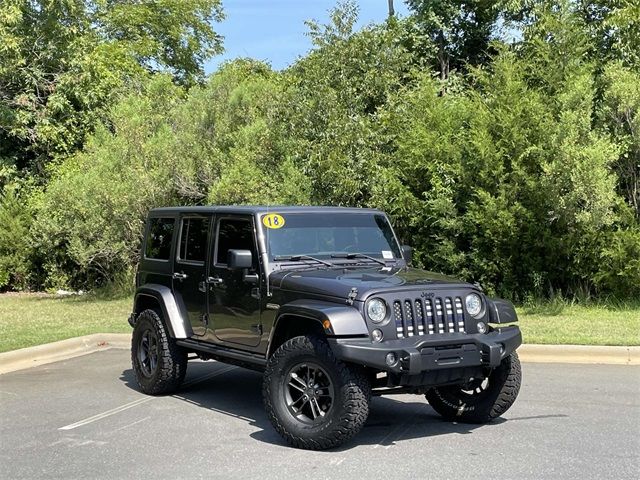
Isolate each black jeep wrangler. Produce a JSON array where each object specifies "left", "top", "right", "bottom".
[{"left": 129, "top": 206, "right": 522, "bottom": 450}]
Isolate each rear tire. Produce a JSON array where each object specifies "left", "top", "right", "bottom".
[
  {"left": 263, "top": 335, "right": 370, "bottom": 450},
  {"left": 425, "top": 352, "right": 521, "bottom": 423},
  {"left": 131, "top": 309, "right": 188, "bottom": 395}
]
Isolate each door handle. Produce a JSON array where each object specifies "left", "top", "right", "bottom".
[
  {"left": 207, "top": 277, "right": 224, "bottom": 285},
  {"left": 173, "top": 272, "right": 188, "bottom": 280}
]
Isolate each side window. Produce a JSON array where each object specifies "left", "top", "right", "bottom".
[
  {"left": 145, "top": 218, "right": 175, "bottom": 260},
  {"left": 216, "top": 218, "right": 256, "bottom": 265},
  {"left": 178, "top": 217, "right": 210, "bottom": 263}
]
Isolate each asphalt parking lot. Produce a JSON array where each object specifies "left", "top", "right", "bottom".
[{"left": 1, "top": 350, "right": 638, "bottom": 480}]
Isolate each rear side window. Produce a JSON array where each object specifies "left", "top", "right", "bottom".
[
  {"left": 216, "top": 218, "right": 255, "bottom": 265},
  {"left": 145, "top": 218, "right": 175, "bottom": 260},
  {"left": 178, "top": 217, "right": 210, "bottom": 263}
]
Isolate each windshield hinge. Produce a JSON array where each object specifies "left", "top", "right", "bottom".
[{"left": 346, "top": 287, "right": 358, "bottom": 305}]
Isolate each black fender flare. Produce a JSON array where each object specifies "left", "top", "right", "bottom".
[
  {"left": 487, "top": 297, "right": 518, "bottom": 324},
  {"left": 272, "top": 299, "right": 369, "bottom": 338},
  {"left": 132, "top": 284, "right": 193, "bottom": 339}
]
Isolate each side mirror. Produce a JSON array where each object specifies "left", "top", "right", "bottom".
[
  {"left": 227, "top": 249, "right": 253, "bottom": 269},
  {"left": 401, "top": 245, "right": 413, "bottom": 265}
]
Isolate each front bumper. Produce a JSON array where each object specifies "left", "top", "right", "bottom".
[{"left": 328, "top": 326, "right": 521, "bottom": 375}]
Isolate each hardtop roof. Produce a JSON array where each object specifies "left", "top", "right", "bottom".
[{"left": 148, "top": 205, "right": 383, "bottom": 216}]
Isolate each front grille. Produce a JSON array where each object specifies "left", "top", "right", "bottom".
[{"left": 393, "top": 296, "right": 466, "bottom": 338}]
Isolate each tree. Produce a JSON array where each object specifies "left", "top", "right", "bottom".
[
  {"left": 576, "top": 0, "right": 640, "bottom": 68},
  {"left": 405, "top": 0, "right": 503, "bottom": 79},
  {"left": 33, "top": 61, "right": 310, "bottom": 288},
  {"left": 288, "top": 2, "right": 418, "bottom": 205},
  {"left": 0, "top": 0, "right": 224, "bottom": 179}
]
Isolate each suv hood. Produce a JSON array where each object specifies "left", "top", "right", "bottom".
[{"left": 269, "top": 266, "right": 473, "bottom": 301}]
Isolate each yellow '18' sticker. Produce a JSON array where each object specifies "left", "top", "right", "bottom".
[{"left": 262, "top": 213, "right": 285, "bottom": 229}]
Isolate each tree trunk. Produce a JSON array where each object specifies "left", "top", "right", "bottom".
[
  {"left": 388, "top": 0, "right": 395, "bottom": 17},
  {"left": 437, "top": 29, "right": 449, "bottom": 82}
]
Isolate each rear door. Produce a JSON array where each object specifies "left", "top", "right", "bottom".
[
  {"left": 207, "top": 215, "right": 262, "bottom": 347},
  {"left": 172, "top": 214, "right": 213, "bottom": 337}
]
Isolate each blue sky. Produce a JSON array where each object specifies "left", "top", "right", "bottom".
[{"left": 205, "top": 1, "right": 410, "bottom": 73}]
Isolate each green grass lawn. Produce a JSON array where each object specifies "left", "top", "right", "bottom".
[
  {"left": 517, "top": 302, "right": 640, "bottom": 346},
  {"left": 0, "top": 293, "right": 131, "bottom": 353},
  {"left": 0, "top": 293, "right": 638, "bottom": 352}
]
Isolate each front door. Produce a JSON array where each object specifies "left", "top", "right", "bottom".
[
  {"left": 207, "top": 215, "right": 262, "bottom": 347},
  {"left": 172, "top": 214, "right": 212, "bottom": 337}
]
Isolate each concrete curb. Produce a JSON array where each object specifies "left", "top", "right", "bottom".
[
  {"left": 0, "top": 335, "right": 638, "bottom": 375},
  {"left": 0, "top": 334, "right": 130, "bottom": 375},
  {"left": 518, "top": 344, "right": 640, "bottom": 365}
]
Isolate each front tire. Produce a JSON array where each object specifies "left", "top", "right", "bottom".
[
  {"left": 131, "top": 309, "right": 188, "bottom": 395},
  {"left": 425, "top": 352, "right": 522, "bottom": 423},
  {"left": 263, "top": 335, "right": 371, "bottom": 450}
]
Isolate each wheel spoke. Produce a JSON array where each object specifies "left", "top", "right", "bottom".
[
  {"left": 309, "top": 397, "right": 319, "bottom": 419},
  {"left": 311, "top": 398, "right": 324, "bottom": 417},
  {"left": 288, "top": 381, "right": 306, "bottom": 393},
  {"left": 290, "top": 373, "right": 308, "bottom": 389},
  {"left": 288, "top": 394, "right": 306, "bottom": 408}
]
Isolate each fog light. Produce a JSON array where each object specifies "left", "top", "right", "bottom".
[
  {"left": 385, "top": 352, "right": 397, "bottom": 367},
  {"left": 371, "top": 329, "right": 383, "bottom": 342},
  {"left": 477, "top": 321, "right": 487, "bottom": 334}
]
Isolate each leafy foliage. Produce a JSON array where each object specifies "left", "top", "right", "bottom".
[
  {"left": 1, "top": 0, "right": 638, "bottom": 301},
  {"left": 33, "top": 63, "right": 310, "bottom": 287},
  {"left": 405, "top": 0, "right": 503, "bottom": 78},
  {"left": 0, "top": 187, "right": 32, "bottom": 289},
  {"left": 0, "top": 0, "right": 223, "bottom": 177}
]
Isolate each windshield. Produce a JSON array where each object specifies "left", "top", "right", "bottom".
[{"left": 261, "top": 212, "right": 402, "bottom": 261}]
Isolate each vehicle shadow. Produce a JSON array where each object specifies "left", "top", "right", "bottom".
[{"left": 120, "top": 361, "right": 567, "bottom": 451}]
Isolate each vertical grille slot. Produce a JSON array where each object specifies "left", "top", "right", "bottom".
[
  {"left": 435, "top": 298, "right": 445, "bottom": 333},
  {"left": 404, "top": 300, "right": 415, "bottom": 337},
  {"left": 425, "top": 298, "right": 435, "bottom": 334},
  {"left": 393, "top": 301, "right": 404, "bottom": 338},
  {"left": 414, "top": 300, "right": 425, "bottom": 335},
  {"left": 444, "top": 298, "right": 455, "bottom": 332},
  {"left": 454, "top": 297, "right": 465, "bottom": 332}
]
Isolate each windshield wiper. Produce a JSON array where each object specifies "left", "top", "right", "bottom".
[
  {"left": 331, "top": 252, "right": 387, "bottom": 266},
  {"left": 273, "top": 255, "right": 334, "bottom": 267}
]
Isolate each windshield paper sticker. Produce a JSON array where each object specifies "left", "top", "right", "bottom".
[
  {"left": 262, "top": 213, "right": 285, "bottom": 229},
  {"left": 382, "top": 250, "right": 393, "bottom": 259}
]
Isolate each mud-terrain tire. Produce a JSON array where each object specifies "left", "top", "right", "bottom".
[
  {"left": 131, "top": 309, "right": 188, "bottom": 395},
  {"left": 263, "top": 335, "right": 370, "bottom": 450},
  {"left": 425, "top": 352, "right": 521, "bottom": 423}
]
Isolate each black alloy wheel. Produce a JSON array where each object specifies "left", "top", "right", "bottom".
[
  {"left": 137, "top": 328, "right": 159, "bottom": 377},
  {"left": 284, "top": 362, "right": 335, "bottom": 424}
]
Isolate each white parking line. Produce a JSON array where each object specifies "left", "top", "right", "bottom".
[
  {"left": 109, "top": 416, "right": 151, "bottom": 434},
  {"left": 58, "top": 365, "right": 237, "bottom": 431},
  {"left": 59, "top": 397, "right": 153, "bottom": 431}
]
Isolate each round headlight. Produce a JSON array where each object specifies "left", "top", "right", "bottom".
[
  {"left": 367, "top": 298, "right": 387, "bottom": 323},
  {"left": 465, "top": 293, "right": 483, "bottom": 318}
]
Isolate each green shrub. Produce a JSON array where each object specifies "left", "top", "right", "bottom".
[
  {"left": 0, "top": 188, "right": 33, "bottom": 290},
  {"left": 594, "top": 228, "right": 640, "bottom": 298}
]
